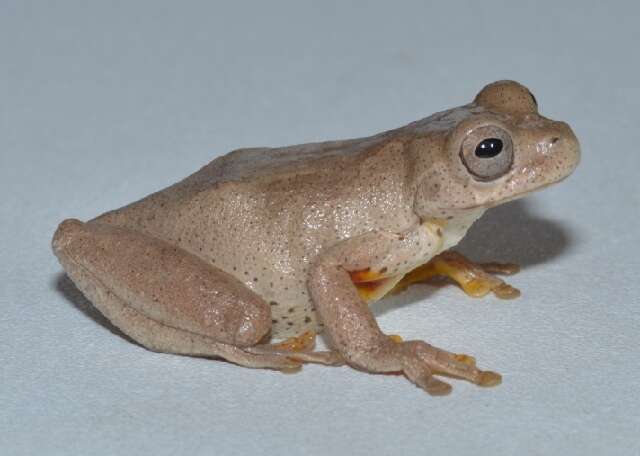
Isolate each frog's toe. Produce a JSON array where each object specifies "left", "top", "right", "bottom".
[
  {"left": 424, "top": 377, "right": 453, "bottom": 396},
  {"left": 234, "top": 351, "right": 304, "bottom": 371},
  {"left": 491, "top": 282, "right": 521, "bottom": 299},
  {"left": 479, "top": 261, "right": 520, "bottom": 276},
  {"left": 462, "top": 275, "right": 520, "bottom": 300},
  {"left": 453, "top": 353, "right": 477, "bottom": 367},
  {"left": 246, "top": 332, "right": 344, "bottom": 366},
  {"left": 284, "top": 351, "right": 344, "bottom": 366},
  {"left": 246, "top": 346, "right": 343, "bottom": 366},
  {"left": 477, "top": 371, "right": 502, "bottom": 387}
]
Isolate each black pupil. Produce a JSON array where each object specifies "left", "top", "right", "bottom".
[{"left": 475, "top": 138, "right": 503, "bottom": 158}]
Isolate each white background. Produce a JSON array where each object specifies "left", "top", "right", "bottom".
[{"left": 2, "top": 1, "right": 639, "bottom": 455}]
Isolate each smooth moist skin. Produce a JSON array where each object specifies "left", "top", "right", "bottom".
[{"left": 52, "top": 80, "right": 580, "bottom": 395}]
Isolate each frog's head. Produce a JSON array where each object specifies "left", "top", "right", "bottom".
[{"left": 411, "top": 80, "right": 580, "bottom": 218}]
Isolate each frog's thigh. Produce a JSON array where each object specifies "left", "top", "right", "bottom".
[{"left": 52, "top": 219, "right": 300, "bottom": 369}]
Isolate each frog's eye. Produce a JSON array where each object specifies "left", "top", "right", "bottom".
[{"left": 460, "top": 126, "right": 513, "bottom": 181}]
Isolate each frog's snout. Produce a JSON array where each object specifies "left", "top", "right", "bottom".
[{"left": 552, "top": 121, "right": 581, "bottom": 178}]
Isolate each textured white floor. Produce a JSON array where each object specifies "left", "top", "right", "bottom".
[{"left": 2, "top": 1, "right": 639, "bottom": 455}]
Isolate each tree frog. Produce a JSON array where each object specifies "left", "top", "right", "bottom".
[{"left": 52, "top": 80, "right": 580, "bottom": 395}]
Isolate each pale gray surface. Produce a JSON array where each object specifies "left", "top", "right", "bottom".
[{"left": 1, "top": 1, "right": 639, "bottom": 455}]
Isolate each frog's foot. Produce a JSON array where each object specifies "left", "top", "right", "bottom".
[
  {"left": 246, "top": 331, "right": 344, "bottom": 366},
  {"left": 387, "top": 335, "right": 485, "bottom": 393},
  {"left": 392, "top": 251, "right": 520, "bottom": 299},
  {"left": 397, "top": 340, "right": 501, "bottom": 395}
]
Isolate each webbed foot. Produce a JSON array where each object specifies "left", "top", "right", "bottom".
[
  {"left": 392, "top": 251, "right": 520, "bottom": 299},
  {"left": 397, "top": 340, "right": 502, "bottom": 395}
]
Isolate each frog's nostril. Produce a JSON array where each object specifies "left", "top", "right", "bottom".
[{"left": 550, "top": 137, "right": 560, "bottom": 145}]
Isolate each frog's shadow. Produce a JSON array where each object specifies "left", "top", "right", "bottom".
[
  {"left": 372, "top": 199, "right": 574, "bottom": 317},
  {"left": 55, "top": 199, "right": 573, "bottom": 337}
]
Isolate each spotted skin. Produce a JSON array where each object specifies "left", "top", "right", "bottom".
[{"left": 52, "top": 80, "right": 580, "bottom": 394}]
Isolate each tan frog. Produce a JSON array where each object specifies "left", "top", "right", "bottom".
[{"left": 52, "top": 80, "right": 580, "bottom": 395}]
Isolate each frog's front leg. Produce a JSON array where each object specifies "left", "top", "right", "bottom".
[
  {"left": 52, "top": 219, "right": 327, "bottom": 370},
  {"left": 308, "top": 228, "right": 501, "bottom": 395},
  {"left": 392, "top": 251, "right": 521, "bottom": 299}
]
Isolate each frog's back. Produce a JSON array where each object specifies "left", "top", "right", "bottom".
[
  {"left": 178, "top": 134, "right": 390, "bottom": 189},
  {"left": 94, "top": 131, "right": 404, "bottom": 244},
  {"left": 93, "top": 129, "right": 400, "bottom": 225}
]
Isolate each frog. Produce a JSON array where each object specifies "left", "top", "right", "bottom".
[{"left": 52, "top": 80, "right": 580, "bottom": 395}]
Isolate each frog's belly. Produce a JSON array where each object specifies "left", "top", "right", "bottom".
[
  {"left": 265, "top": 208, "right": 486, "bottom": 340},
  {"left": 350, "top": 208, "right": 486, "bottom": 304},
  {"left": 266, "top": 275, "right": 404, "bottom": 340}
]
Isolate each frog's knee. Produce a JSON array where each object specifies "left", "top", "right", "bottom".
[
  {"left": 232, "top": 300, "right": 271, "bottom": 347},
  {"left": 52, "top": 218, "right": 86, "bottom": 256}
]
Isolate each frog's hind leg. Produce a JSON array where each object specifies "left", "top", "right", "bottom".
[
  {"left": 392, "top": 251, "right": 520, "bottom": 299},
  {"left": 52, "top": 219, "right": 305, "bottom": 370},
  {"left": 62, "top": 272, "right": 303, "bottom": 370}
]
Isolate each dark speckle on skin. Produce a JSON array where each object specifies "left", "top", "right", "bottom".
[{"left": 74, "top": 79, "right": 579, "bottom": 351}]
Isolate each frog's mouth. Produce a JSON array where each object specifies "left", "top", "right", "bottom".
[{"left": 450, "top": 176, "right": 565, "bottom": 213}]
